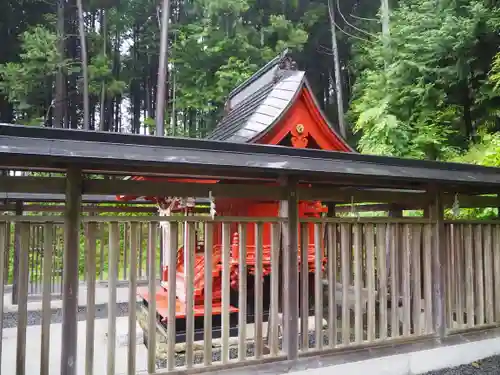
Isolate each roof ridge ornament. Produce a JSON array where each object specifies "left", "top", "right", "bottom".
[
  {"left": 274, "top": 54, "right": 298, "bottom": 83},
  {"left": 278, "top": 55, "right": 298, "bottom": 71}
]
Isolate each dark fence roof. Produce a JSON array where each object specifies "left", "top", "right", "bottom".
[{"left": 1, "top": 124, "right": 500, "bottom": 193}]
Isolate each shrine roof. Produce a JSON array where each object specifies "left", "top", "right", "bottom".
[{"left": 207, "top": 51, "right": 316, "bottom": 144}]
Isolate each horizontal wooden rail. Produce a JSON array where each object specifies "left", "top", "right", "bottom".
[{"left": 2, "top": 175, "right": 499, "bottom": 208}]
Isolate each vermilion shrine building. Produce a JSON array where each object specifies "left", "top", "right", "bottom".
[{"left": 118, "top": 51, "right": 354, "bottom": 340}]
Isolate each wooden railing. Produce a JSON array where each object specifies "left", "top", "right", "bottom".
[
  {"left": 297, "top": 219, "right": 435, "bottom": 353},
  {"left": 444, "top": 222, "right": 500, "bottom": 332},
  {"left": 0, "top": 216, "right": 499, "bottom": 375}
]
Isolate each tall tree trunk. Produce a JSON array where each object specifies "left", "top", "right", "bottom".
[
  {"left": 77, "top": 0, "right": 89, "bottom": 130},
  {"left": 463, "top": 83, "right": 474, "bottom": 140},
  {"left": 54, "top": 0, "right": 66, "bottom": 128},
  {"left": 132, "top": 24, "right": 141, "bottom": 134},
  {"left": 155, "top": 0, "right": 170, "bottom": 137},
  {"left": 381, "top": 0, "right": 390, "bottom": 39},
  {"left": 327, "top": 0, "right": 347, "bottom": 139},
  {"left": 99, "top": 9, "right": 107, "bottom": 131},
  {"left": 114, "top": 29, "right": 121, "bottom": 132},
  {"left": 45, "top": 76, "right": 53, "bottom": 126},
  {"left": 67, "top": 5, "right": 78, "bottom": 130},
  {"left": 170, "top": 65, "right": 176, "bottom": 136}
]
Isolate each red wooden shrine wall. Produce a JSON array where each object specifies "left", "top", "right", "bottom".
[{"left": 209, "top": 86, "right": 351, "bottom": 265}]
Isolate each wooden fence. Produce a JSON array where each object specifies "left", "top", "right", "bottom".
[{"left": 0, "top": 216, "right": 499, "bottom": 374}]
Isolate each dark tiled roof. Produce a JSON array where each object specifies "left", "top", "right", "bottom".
[
  {"left": 208, "top": 50, "right": 302, "bottom": 143},
  {"left": 207, "top": 81, "right": 275, "bottom": 141},
  {"left": 209, "top": 68, "right": 305, "bottom": 143}
]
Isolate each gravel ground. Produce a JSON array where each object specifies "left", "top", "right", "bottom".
[
  {"left": 424, "top": 356, "right": 500, "bottom": 375},
  {"left": 156, "top": 330, "right": 327, "bottom": 368},
  {"left": 2, "top": 302, "right": 131, "bottom": 328}
]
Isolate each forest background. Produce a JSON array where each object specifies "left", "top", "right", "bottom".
[
  {"left": 2, "top": 0, "right": 500, "bottom": 174},
  {"left": 2, "top": 0, "right": 500, "bottom": 282}
]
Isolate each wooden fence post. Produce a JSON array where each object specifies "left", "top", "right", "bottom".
[
  {"left": 12, "top": 200, "right": 23, "bottom": 304},
  {"left": 60, "top": 168, "right": 82, "bottom": 375},
  {"left": 282, "top": 178, "right": 299, "bottom": 360},
  {"left": 430, "top": 192, "right": 446, "bottom": 338}
]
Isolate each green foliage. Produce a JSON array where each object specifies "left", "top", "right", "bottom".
[
  {"left": 88, "top": 53, "right": 126, "bottom": 97},
  {"left": 0, "top": 26, "right": 64, "bottom": 120},
  {"left": 453, "top": 131, "right": 500, "bottom": 168},
  {"left": 169, "top": 0, "right": 310, "bottom": 123},
  {"left": 349, "top": 0, "right": 500, "bottom": 160}
]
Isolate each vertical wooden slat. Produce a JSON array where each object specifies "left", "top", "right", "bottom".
[
  {"left": 107, "top": 222, "right": 119, "bottom": 375},
  {"left": 185, "top": 222, "right": 195, "bottom": 368},
  {"left": 340, "top": 223, "right": 350, "bottom": 345},
  {"left": 37, "top": 226, "right": 41, "bottom": 291},
  {"left": 203, "top": 223, "right": 213, "bottom": 366},
  {"left": 51, "top": 226, "right": 56, "bottom": 293},
  {"left": 402, "top": 225, "right": 411, "bottom": 337},
  {"left": 270, "top": 223, "right": 280, "bottom": 356},
  {"left": 423, "top": 224, "right": 433, "bottom": 333},
  {"left": 464, "top": 224, "right": 475, "bottom": 328},
  {"left": 237, "top": 224, "right": 247, "bottom": 361},
  {"left": 446, "top": 225, "right": 454, "bottom": 328},
  {"left": 31, "top": 226, "right": 36, "bottom": 293},
  {"left": 430, "top": 199, "right": 446, "bottom": 338},
  {"left": 377, "top": 224, "right": 388, "bottom": 340},
  {"left": 29, "top": 225, "right": 34, "bottom": 295},
  {"left": 483, "top": 225, "right": 494, "bottom": 324},
  {"left": 474, "top": 225, "right": 485, "bottom": 325},
  {"left": 2, "top": 221, "right": 9, "bottom": 285},
  {"left": 353, "top": 224, "right": 363, "bottom": 344},
  {"left": 16, "top": 222, "right": 30, "bottom": 375},
  {"left": 147, "top": 222, "right": 157, "bottom": 373},
  {"left": 128, "top": 222, "right": 139, "bottom": 375},
  {"left": 85, "top": 223, "right": 97, "bottom": 375},
  {"left": 300, "top": 223, "right": 309, "bottom": 350},
  {"left": 390, "top": 224, "right": 399, "bottom": 337},
  {"left": 454, "top": 225, "right": 464, "bottom": 326},
  {"left": 38, "top": 226, "right": 43, "bottom": 293},
  {"left": 237, "top": 223, "right": 247, "bottom": 361},
  {"left": 314, "top": 223, "right": 323, "bottom": 349},
  {"left": 138, "top": 223, "right": 143, "bottom": 279},
  {"left": 80, "top": 224, "right": 86, "bottom": 284},
  {"left": 0, "top": 222, "right": 6, "bottom": 366},
  {"left": 494, "top": 225, "right": 500, "bottom": 323},
  {"left": 221, "top": 223, "right": 231, "bottom": 364},
  {"left": 123, "top": 222, "right": 128, "bottom": 280},
  {"left": 100, "top": 223, "right": 105, "bottom": 281},
  {"left": 327, "top": 223, "right": 337, "bottom": 347},
  {"left": 255, "top": 223, "right": 264, "bottom": 358},
  {"left": 282, "top": 182, "right": 299, "bottom": 359},
  {"left": 365, "top": 224, "right": 376, "bottom": 342},
  {"left": 165, "top": 220, "right": 178, "bottom": 369},
  {"left": 411, "top": 224, "right": 422, "bottom": 335}
]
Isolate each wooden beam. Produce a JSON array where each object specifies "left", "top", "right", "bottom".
[
  {"left": 84, "top": 179, "right": 288, "bottom": 200},
  {"left": 0, "top": 204, "right": 158, "bottom": 213},
  {"left": 60, "top": 168, "right": 82, "bottom": 375},
  {"left": 0, "top": 176, "right": 65, "bottom": 193},
  {"left": 2, "top": 175, "right": 500, "bottom": 208}
]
